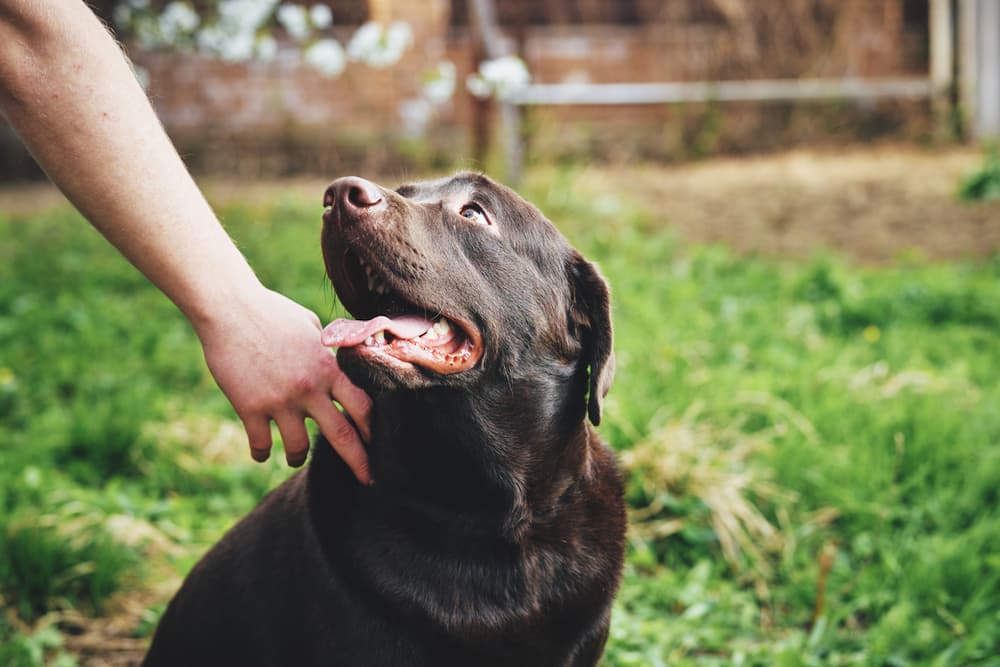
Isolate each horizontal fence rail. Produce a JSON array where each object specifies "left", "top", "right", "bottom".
[{"left": 511, "top": 77, "right": 937, "bottom": 106}]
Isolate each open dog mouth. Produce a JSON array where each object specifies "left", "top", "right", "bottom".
[{"left": 321, "top": 248, "right": 482, "bottom": 375}]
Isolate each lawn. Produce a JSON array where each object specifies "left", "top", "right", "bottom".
[{"left": 1, "top": 164, "right": 999, "bottom": 666}]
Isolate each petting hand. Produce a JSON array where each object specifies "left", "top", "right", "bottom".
[
  {"left": 0, "top": 1, "right": 372, "bottom": 482},
  {"left": 197, "top": 287, "right": 373, "bottom": 483}
]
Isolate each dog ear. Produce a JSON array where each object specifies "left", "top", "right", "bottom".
[{"left": 568, "top": 252, "right": 614, "bottom": 425}]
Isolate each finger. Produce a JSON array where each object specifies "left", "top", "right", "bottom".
[
  {"left": 325, "top": 359, "right": 373, "bottom": 443},
  {"left": 309, "top": 399, "right": 372, "bottom": 486},
  {"left": 274, "top": 413, "right": 311, "bottom": 468},
  {"left": 243, "top": 415, "right": 273, "bottom": 463}
]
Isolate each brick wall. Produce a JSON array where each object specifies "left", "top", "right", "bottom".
[{"left": 0, "top": 1, "right": 929, "bottom": 179}]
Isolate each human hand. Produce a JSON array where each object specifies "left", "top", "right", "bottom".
[
  {"left": 0, "top": 0, "right": 371, "bottom": 482},
  {"left": 196, "top": 287, "right": 373, "bottom": 483}
]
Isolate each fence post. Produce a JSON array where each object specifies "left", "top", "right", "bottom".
[
  {"left": 958, "top": 0, "right": 978, "bottom": 137},
  {"left": 929, "top": 0, "right": 954, "bottom": 138},
  {"left": 977, "top": 0, "right": 1000, "bottom": 138},
  {"left": 468, "top": 0, "right": 523, "bottom": 186}
]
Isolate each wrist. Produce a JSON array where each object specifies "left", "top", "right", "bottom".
[
  {"left": 168, "top": 237, "right": 267, "bottom": 339},
  {"left": 186, "top": 273, "right": 268, "bottom": 338}
]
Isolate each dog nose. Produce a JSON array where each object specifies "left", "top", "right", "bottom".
[{"left": 324, "top": 177, "right": 384, "bottom": 214}]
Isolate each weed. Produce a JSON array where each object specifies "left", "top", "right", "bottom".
[
  {"left": 958, "top": 146, "right": 1000, "bottom": 202},
  {"left": 0, "top": 517, "right": 138, "bottom": 620},
  {"left": 622, "top": 405, "right": 787, "bottom": 578},
  {"left": 0, "top": 619, "right": 77, "bottom": 667}
]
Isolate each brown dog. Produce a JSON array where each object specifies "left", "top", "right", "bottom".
[{"left": 143, "top": 173, "right": 626, "bottom": 667}]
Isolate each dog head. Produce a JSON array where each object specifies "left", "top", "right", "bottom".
[{"left": 321, "top": 172, "right": 613, "bottom": 425}]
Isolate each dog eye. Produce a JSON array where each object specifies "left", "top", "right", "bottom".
[{"left": 459, "top": 204, "right": 489, "bottom": 225}]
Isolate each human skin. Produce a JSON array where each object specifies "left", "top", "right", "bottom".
[{"left": 0, "top": 0, "right": 372, "bottom": 483}]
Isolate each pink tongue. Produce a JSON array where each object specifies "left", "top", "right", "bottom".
[{"left": 321, "top": 314, "right": 435, "bottom": 348}]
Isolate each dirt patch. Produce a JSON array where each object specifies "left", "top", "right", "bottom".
[
  {"left": 571, "top": 146, "right": 1000, "bottom": 263},
  {"left": 4, "top": 588, "right": 166, "bottom": 667},
  {"left": 2, "top": 147, "right": 997, "bottom": 265}
]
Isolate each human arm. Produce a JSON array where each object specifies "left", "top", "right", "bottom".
[{"left": 0, "top": 0, "right": 372, "bottom": 480}]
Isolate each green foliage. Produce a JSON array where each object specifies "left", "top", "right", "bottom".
[
  {"left": 0, "top": 205, "right": 294, "bottom": 655},
  {"left": 0, "top": 619, "right": 77, "bottom": 667},
  {"left": 2, "top": 175, "right": 999, "bottom": 663},
  {"left": 0, "top": 518, "right": 137, "bottom": 620},
  {"left": 958, "top": 147, "right": 1000, "bottom": 202}
]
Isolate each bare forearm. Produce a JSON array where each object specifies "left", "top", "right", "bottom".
[{"left": 0, "top": 0, "right": 258, "bottom": 329}]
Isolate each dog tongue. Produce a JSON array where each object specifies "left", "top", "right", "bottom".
[{"left": 321, "top": 314, "right": 435, "bottom": 348}]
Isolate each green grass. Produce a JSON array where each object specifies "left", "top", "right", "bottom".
[
  {"left": 1, "top": 172, "right": 999, "bottom": 665},
  {"left": 958, "top": 147, "right": 1000, "bottom": 202}
]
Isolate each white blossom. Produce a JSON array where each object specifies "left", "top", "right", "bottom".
[
  {"left": 255, "top": 35, "right": 279, "bottom": 61},
  {"left": 195, "top": 23, "right": 254, "bottom": 62},
  {"left": 423, "top": 61, "right": 456, "bottom": 105},
  {"left": 158, "top": 2, "right": 200, "bottom": 43},
  {"left": 277, "top": 3, "right": 311, "bottom": 42},
  {"left": 347, "top": 22, "right": 381, "bottom": 60},
  {"left": 347, "top": 21, "right": 412, "bottom": 68},
  {"left": 194, "top": 0, "right": 277, "bottom": 61},
  {"left": 399, "top": 98, "right": 432, "bottom": 137},
  {"left": 310, "top": 4, "right": 333, "bottom": 30},
  {"left": 304, "top": 38, "right": 346, "bottom": 77},
  {"left": 220, "top": 30, "right": 256, "bottom": 62},
  {"left": 466, "top": 74, "right": 492, "bottom": 99},
  {"left": 219, "top": 0, "right": 278, "bottom": 35},
  {"left": 114, "top": 0, "right": 414, "bottom": 76},
  {"left": 195, "top": 24, "right": 225, "bottom": 54},
  {"left": 133, "top": 15, "right": 161, "bottom": 50},
  {"left": 466, "top": 55, "right": 531, "bottom": 101}
]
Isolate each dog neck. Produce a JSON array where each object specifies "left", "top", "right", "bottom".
[
  {"left": 303, "top": 364, "right": 620, "bottom": 637},
  {"left": 309, "top": 362, "right": 593, "bottom": 541}
]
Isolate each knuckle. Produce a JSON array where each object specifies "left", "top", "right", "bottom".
[
  {"left": 291, "top": 374, "right": 316, "bottom": 398},
  {"left": 241, "top": 397, "right": 273, "bottom": 418}
]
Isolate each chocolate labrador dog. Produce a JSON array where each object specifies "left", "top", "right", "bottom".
[{"left": 143, "top": 173, "right": 625, "bottom": 667}]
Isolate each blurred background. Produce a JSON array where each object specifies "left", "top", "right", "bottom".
[
  {"left": 1, "top": 1, "right": 999, "bottom": 666},
  {"left": 2, "top": 0, "right": 999, "bottom": 180}
]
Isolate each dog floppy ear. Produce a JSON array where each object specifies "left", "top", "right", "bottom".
[{"left": 568, "top": 252, "right": 615, "bottom": 425}]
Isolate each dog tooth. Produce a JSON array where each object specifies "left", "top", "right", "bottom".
[
  {"left": 364, "top": 336, "right": 374, "bottom": 346},
  {"left": 373, "top": 331, "right": 386, "bottom": 345}
]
